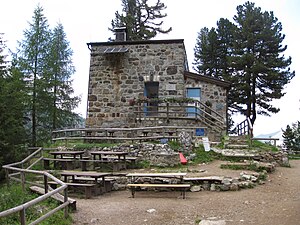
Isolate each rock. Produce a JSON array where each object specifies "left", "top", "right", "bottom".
[
  {"left": 219, "top": 184, "right": 230, "bottom": 191},
  {"left": 229, "top": 183, "right": 239, "bottom": 191},
  {"left": 210, "top": 183, "right": 216, "bottom": 191},
  {"left": 199, "top": 219, "right": 226, "bottom": 225},
  {"left": 147, "top": 208, "right": 156, "bottom": 213},
  {"left": 191, "top": 185, "right": 201, "bottom": 192}
]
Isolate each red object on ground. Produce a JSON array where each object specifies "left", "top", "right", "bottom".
[{"left": 179, "top": 152, "right": 187, "bottom": 165}]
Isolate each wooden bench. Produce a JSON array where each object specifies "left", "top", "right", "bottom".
[
  {"left": 43, "top": 158, "right": 74, "bottom": 170},
  {"left": 127, "top": 183, "right": 191, "bottom": 199},
  {"left": 30, "top": 185, "right": 77, "bottom": 210},
  {"left": 48, "top": 181, "right": 97, "bottom": 199}
]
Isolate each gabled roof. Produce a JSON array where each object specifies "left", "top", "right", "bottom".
[{"left": 184, "top": 71, "right": 231, "bottom": 89}]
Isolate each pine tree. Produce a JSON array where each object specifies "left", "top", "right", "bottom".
[
  {"left": 48, "top": 23, "right": 80, "bottom": 130},
  {"left": 282, "top": 125, "right": 294, "bottom": 151},
  {"left": 232, "top": 1, "right": 295, "bottom": 125},
  {"left": 15, "top": 5, "right": 52, "bottom": 146},
  {"left": 193, "top": 1, "right": 295, "bottom": 127},
  {"left": 110, "top": 0, "right": 172, "bottom": 40},
  {"left": 0, "top": 34, "right": 28, "bottom": 179},
  {"left": 193, "top": 27, "right": 210, "bottom": 75}
]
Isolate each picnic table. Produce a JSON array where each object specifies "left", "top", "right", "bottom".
[
  {"left": 87, "top": 151, "right": 129, "bottom": 171},
  {"left": 126, "top": 172, "right": 190, "bottom": 198},
  {"left": 60, "top": 171, "right": 112, "bottom": 197},
  {"left": 49, "top": 150, "right": 85, "bottom": 159}
]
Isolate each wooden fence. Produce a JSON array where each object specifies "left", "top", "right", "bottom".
[
  {"left": 0, "top": 148, "right": 70, "bottom": 225},
  {"left": 52, "top": 126, "right": 207, "bottom": 143}
]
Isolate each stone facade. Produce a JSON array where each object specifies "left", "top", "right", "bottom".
[{"left": 86, "top": 39, "right": 230, "bottom": 139}]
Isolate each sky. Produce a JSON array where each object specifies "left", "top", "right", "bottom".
[{"left": 0, "top": 0, "right": 299, "bottom": 136}]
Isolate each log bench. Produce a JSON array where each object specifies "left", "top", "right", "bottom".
[
  {"left": 127, "top": 183, "right": 191, "bottom": 199},
  {"left": 48, "top": 181, "right": 97, "bottom": 199},
  {"left": 43, "top": 158, "right": 74, "bottom": 170}
]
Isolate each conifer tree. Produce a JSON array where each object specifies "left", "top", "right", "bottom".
[
  {"left": 48, "top": 23, "right": 80, "bottom": 130},
  {"left": 0, "top": 34, "right": 28, "bottom": 179},
  {"left": 110, "top": 0, "right": 172, "bottom": 40},
  {"left": 193, "top": 1, "right": 295, "bottom": 126},
  {"left": 14, "top": 5, "right": 80, "bottom": 145},
  {"left": 232, "top": 1, "right": 295, "bottom": 125}
]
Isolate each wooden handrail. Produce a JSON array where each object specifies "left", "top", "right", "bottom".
[
  {"left": 235, "top": 117, "right": 253, "bottom": 137},
  {"left": 52, "top": 126, "right": 207, "bottom": 142},
  {"left": 1, "top": 148, "right": 69, "bottom": 224}
]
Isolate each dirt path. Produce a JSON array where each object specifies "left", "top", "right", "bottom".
[{"left": 71, "top": 160, "right": 300, "bottom": 225}]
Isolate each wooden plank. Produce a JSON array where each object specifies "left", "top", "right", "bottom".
[
  {"left": 126, "top": 173, "right": 187, "bottom": 177},
  {"left": 127, "top": 184, "right": 190, "bottom": 188},
  {"left": 29, "top": 186, "right": 76, "bottom": 210}
]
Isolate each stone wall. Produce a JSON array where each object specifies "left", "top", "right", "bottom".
[
  {"left": 86, "top": 40, "right": 187, "bottom": 128},
  {"left": 84, "top": 143, "right": 180, "bottom": 167},
  {"left": 86, "top": 39, "right": 229, "bottom": 141}
]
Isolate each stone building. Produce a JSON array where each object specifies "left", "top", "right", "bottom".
[{"left": 86, "top": 31, "right": 231, "bottom": 140}]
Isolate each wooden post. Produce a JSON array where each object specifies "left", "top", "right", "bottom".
[
  {"left": 139, "top": 103, "right": 142, "bottom": 122},
  {"left": 20, "top": 208, "right": 26, "bottom": 225},
  {"left": 166, "top": 102, "right": 169, "bottom": 123},
  {"left": 44, "top": 174, "right": 48, "bottom": 193},
  {"left": 21, "top": 171, "right": 25, "bottom": 192},
  {"left": 64, "top": 188, "right": 69, "bottom": 218},
  {"left": 5, "top": 168, "right": 10, "bottom": 187}
]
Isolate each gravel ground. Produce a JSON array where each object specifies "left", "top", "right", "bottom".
[{"left": 71, "top": 160, "right": 300, "bottom": 225}]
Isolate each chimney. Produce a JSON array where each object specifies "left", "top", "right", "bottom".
[{"left": 114, "top": 27, "right": 127, "bottom": 41}]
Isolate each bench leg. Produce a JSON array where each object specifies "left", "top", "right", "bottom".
[
  {"left": 44, "top": 160, "right": 50, "bottom": 170},
  {"left": 131, "top": 187, "right": 135, "bottom": 198},
  {"left": 182, "top": 188, "right": 186, "bottom": 199},
  {"left": 85, "top": 187, "right": 92, "bottom": 199}
]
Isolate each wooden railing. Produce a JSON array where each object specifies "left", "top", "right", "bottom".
[
  {"left": 0, "top": 148, "right": 69, "bottom": 225},
  {"left": 134, "top": 100, "right": 226, "bottom": 132},
  {"left": 235, "top": 117, "right": 253, "bottom": 137},
  {"left": 52, "top": 126, "right": 207, "bottom": 142}
]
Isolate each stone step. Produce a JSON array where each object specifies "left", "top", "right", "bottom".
[{"left": 226, "top": 144, "right": 249, "bottom": 149}]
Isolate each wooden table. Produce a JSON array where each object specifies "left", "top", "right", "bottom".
[
  {"left": 50, "top": 150, "right": 85, "bottom": 159},
  {"left": 90, "top": 151, "right": 129, "bottom": 170},
  {"left": 60, "top": 171, "right": 112, "bottom": 192}
]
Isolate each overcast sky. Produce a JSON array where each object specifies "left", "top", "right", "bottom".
[{"left": 0, "top": 0, "right": 299, "bottom": 136}]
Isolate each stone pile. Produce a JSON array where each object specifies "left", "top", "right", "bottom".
[{"left": 188, "top": 170, "right": 268, "bottom": 192}]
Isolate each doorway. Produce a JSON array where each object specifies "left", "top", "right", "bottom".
[
  {"left": 144, "top": 82, "right": 159, "bottom": 115},
  {"left": 186, "top": 88, "right": 201, "bottom": 117}
]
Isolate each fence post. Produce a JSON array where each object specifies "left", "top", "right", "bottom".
[
  {"left": 166, "top": 102, "right": 169, "bottom": 123},
  {"left": 44, "top": 174, "right": 48, "bottom": 193},
  {"left": 21, "top": 171, "right": 25, "bottom": 192},
  {"left": 64, "top": 188, "right": 69, "bottom": 218},
  {"left": 20, "top": 207, "right": 26, "bottom": 225}
]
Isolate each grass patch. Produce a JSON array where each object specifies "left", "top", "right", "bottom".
[
  {"left": 167, "top": 140, "right": 182, "bottom": 151},
  {"left": 249, "top": 140, "right": 279, "bottom": 152},
  {"left": 220, "top": 163, "right": 257, "bottom": 171},
  {"left": 191, "top": 145, "right": 221, "bottom": 164},
  {"left": 0, "top": 183, "right": 72, "bottom": 225}
]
